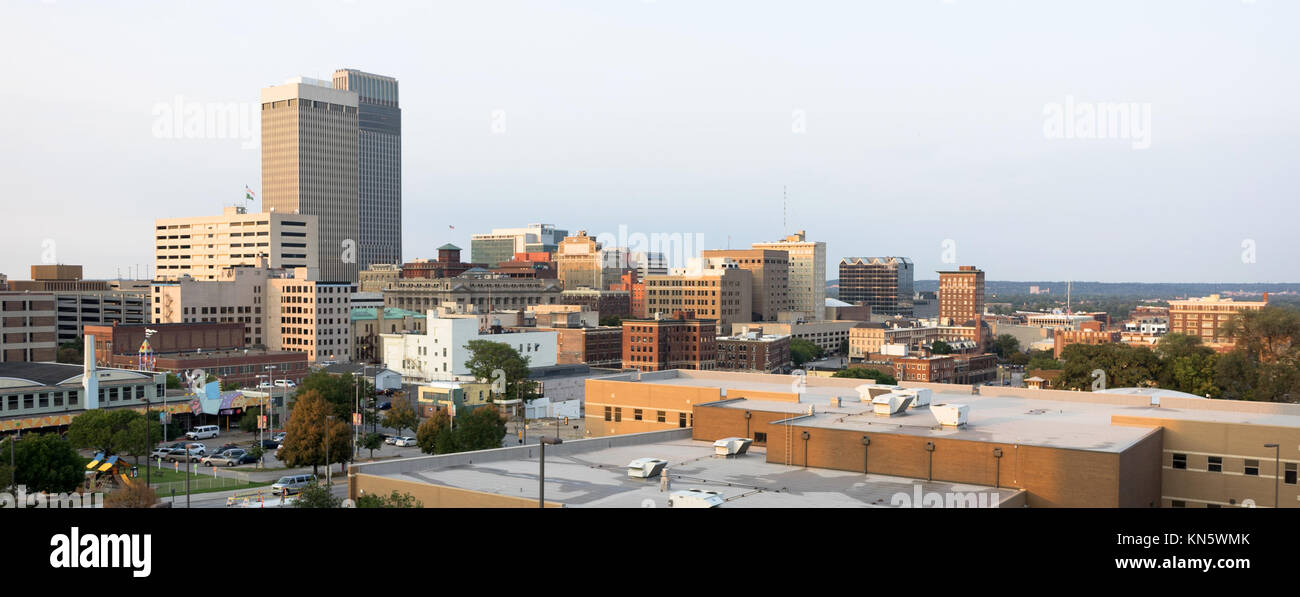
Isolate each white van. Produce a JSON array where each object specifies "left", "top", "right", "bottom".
[
  {"left": 186, "top": 425, "right": 220, "bottom": 440},
  {"left": 271, "top": 474, "right": 318, "bottom": 495},
  {"left": 273, "top": 380, "right": 297, "bottom": 389}
]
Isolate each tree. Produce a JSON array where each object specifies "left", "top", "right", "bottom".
[
  {"left": 1025, "top": 350, "right": 1061, "bottom": 371},
  {"left": 417, "top": 410, "right": 453, "bottom": 454},
  {"left": 930, "top": 340, "right": 954, "bottom": 355},
  {"left": 56, "top": 340, "right": 83, "bottom": 365},
  {"left": 1155, "top": 334, "right": 1219, "bottom": 397},
  {"left": 239, "top": 406, "right": 266, "bottom": 434},
  {"left": 1, "top": 433, "right": 83, "bottom": 494},
  {"left": 599, "top": 315, "right": 623, "bottom": 327},
  {"left": 295, "top": 370, "right": 367, "bottom": 419},
  {"left": 359, "top": 433, "right": 383, "bottom": 459},
  {"left": 464, "top": 340, "right": 536, "bottom": 402},
  {"left": 165, "top": 373, "right": 182, "bottom": 390},
  {"left": 991, "top": 335, "right": 1021, "bottom": 359},
  {"left": 292, "top": 482, "right": 343, "bottom": 508},
  {"left": 66, "top": 409, "right": 161, "bottom": 465},
  {"left": 279, "top": 390, "right": 353, "bottom": 475},
  {"left": 839, "top": 339, "right": 850, "bottom": 355},
  {"left": 1055, "top": 344, "right": 1163, "bottom": 391},
  {"left": 104, "top": 483, "right": 158, "bottom": 508},
  {"left": 1219, "top": 306, "right": 1300, "bottom": 365},
  {"left": 454, "top": 407, "right": 507, "bottom": 452},
  {"left": 382, "top": 397, "right": 418, "bottom": 437},
  {"left": 220, "top": 380, "right": 239, "bottom": 392},
  {"left": 789, "top": 338, "right": 822, "bottom": 367},
  {"left": 832, "top": 367, "right": 898, "bottom": 385},
  {"left": 356, "top": 490, "right": 422, "bottom": 508}
]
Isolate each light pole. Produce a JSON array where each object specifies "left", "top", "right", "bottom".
[
  {"left": 539, "top": 436, "right": 562, "bottom": 508},
  {"left": 325, "top": 414, "right": 334, "bottom": 487},
  {"left": 1265, "top": 443, "right": 1280, "bottom": 508}
]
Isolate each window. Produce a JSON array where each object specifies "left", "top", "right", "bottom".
[
  {"left": 604, "top": 406, "right": 611, "bottom": 422},
  {"left": 1172, "top": 453, "right": 1187, "bottom": 470},
  {"left": 1208, "top": 456, "right": 1222, "bottom": 473},
  {"left": 656, "top": 410, "right": 666, "bottom": 423},
  {"left": 1245, "top": 459, "right": 1259, "bottom": 476},
  {"left": 633, "top": 409, "right": 643, "bottom": 421},
  {"left": 1171, "top": 500, "right": 1186, "bottom": 508},
  {"left": 614, "top": 408, "right": 622, "bottom": 423},
  {"left": 1286, "top": 463, "right": 1297, "bottom": 485},
  {"left": 678, "top": 412, "right": 686, "bottom": 428},
  {"left": 754, "top": 432, "right": 767, "bottom": 444}
]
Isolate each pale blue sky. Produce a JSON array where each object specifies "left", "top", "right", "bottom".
[{"left": 2, "top": 0, "right": 1297, "bottom": 283}]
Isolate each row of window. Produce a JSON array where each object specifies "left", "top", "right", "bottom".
[
  {"left": 1172, "top": 453, "right": 1299, "bottom": 483},
  {"left": 602, "top": 406, "right": 690, "bottom": 427}
]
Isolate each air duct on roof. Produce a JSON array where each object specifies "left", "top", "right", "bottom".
[
  {"left": 855, "top": 383, "right": 903, "bottom": 402},
  {"left": 896, "top": 388, "right": 932, "bottom": 408},
  {"left": 627, "top": 458, "right": 668, "bottom": 478},
  {"left": 872, "top": 393, "right": 913, "bottom": 416},
  {"left": 713, "top": 437, "right": 753, "bottom": 457},
  {"left": 931, "top": 403, "right": 969, "bottom": 427},
  {"left": 669, "top": 489, "right": 725, "bottom": 508}
]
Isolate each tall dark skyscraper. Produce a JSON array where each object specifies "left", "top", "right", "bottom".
[
  {"left": 839, "top": 256, "right": 914, "bottom": 317},
  {"left": 333, "top": 69, "right": 402, "bottom": 270}
]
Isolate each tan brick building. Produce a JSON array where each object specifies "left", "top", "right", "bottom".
[
  {"left": 644, "top": 259, "right": 752, "bottom": 333},
  {"left": 701, "top": 249, "right": 790, "bottom": 321},
  {"left": 1168, "top": 294, "right": 1269, "bottom": 350},
  {"left": 154, "top": 207, "right": 320, "bottom": 281}
]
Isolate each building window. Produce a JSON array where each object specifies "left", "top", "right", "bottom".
[
  {"left": 1245, "top": 459, "right": 1259, "bottom": 476},
  {"left": 604, "top": 406, "right": 611, "bottom": 422},
  {"left": 1207, "top": 456, "right": 1222, "bottom": 473},
  {"left": 1286, "top": 463, "right": 1297, "bottom": 485},
  {"left": 754, "top": 432, "right": 767, "bottom": 444},
  {"left": 1172, "top": 453, "right": 1187, "bottom": 470},
  {"left": 679, "top": 412, "right": 687, "bottom": 428},
  {"left": 614, "top": 408, "right": 622, "bottom": 423},
  {"left": 1170, "top": 500, "right": 1186, "bottom": 508},
  {"left": 633, "top": 409, "right": 642, "bottom": 421},
  {"left": 656, "top": 410, "right": 665, "bottom": 423}
]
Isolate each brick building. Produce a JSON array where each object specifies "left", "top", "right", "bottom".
[
  {"left": 715, "top": 330, "right": 791, "bottom": 373},
  {"left": 1168, "top": 294, "right": 1269, "bottom": 350},
  {"left": 621, "top": 314, "right": 716, "bottom": 372},
  {"left": 401, "top": 244, "right": 482, "bottom": 279}
]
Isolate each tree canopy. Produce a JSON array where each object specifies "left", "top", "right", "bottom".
[
  {"left": 789, "top": 338, "right": 822, "bottom": 367},
  {"left": 832, "top": 367, "right": 898, "bottom": 385},
  {"left": 382, "top": 397, "right": 418, "bottom": 437},
  {"left": 279, "top": 389, "right": 353, "bottom": 475},
  {"left": 464, "top": 340, "right": 538, "bottom": 402},
  {"left": 2, "top": 433, "right": 83, "bottom": 494},
  {"left": 66, "top": 409, "right": 161, "bottom": 465},
  {"left": 416, "top": 407, "right": 505, "bottom": 455}
]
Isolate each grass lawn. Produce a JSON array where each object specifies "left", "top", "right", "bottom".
[{"left": 83, "top": 457, "right": 273, "bottom": 496}]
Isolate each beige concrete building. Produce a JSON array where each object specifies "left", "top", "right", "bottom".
[
  {"left": 150, "top": 263, "right": 274, "bottom": 346},
  {"left": 154, "top": 206, "right": 320, "bottom": 281},
  {"left": 1169, "top": 294, "right": 1269, "bottom": 350},
  {"left": 752, "top": 230, "right": 825, "bottom": 320},
  {"left": 555, "top": 231, "right": 621, "bottom": 290},
  {"left": 261, "top": 77, "right": 360, "bottom": 282},
  {"left": 738, "top": 320, "right": 857, "bottom": 356},
  {"left": 701, "top": 248, "right": 790, "bottom": 322},
  {"left": 267, "top": 268, "right": 355, "bottom": 364},
  {"left": 382, "top": 272, "right": 563, "bottom": 314},
  {"left": 644, "top": 258, "right": 752, "bottom": 333},
  {"left": 359, "top": 263, "right": 401, "bottom": 292}
]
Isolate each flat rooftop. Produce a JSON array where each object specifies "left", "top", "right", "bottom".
[
  {"left": 607, "top": 370, "right": 1300, "bottom": 453},
  {"left": 368, "top": 435, "right": 1018, "bottom": 508}
]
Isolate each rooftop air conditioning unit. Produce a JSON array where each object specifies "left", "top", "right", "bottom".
[
  {"left": 855, "top": 383, "right": 903, "bottom": 402},
  {"left": 713, "top": 437, "right": 753, "bottom": 457},
  {"left": 931, "top": 403, "right": 969, "bottom": 427},
  {"left": 897, "top": 388, "right": 932, "bottom": 408},
  {"left": 627, "top": 458, "right": 668, "bottom": 478},
  {"left": 668, "top": 489, "right": 725, "bottom": 508},
  {"left": 872, "top": 393, "right": 914, "bottom": 416}
]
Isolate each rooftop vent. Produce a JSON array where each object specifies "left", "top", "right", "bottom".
[
  {"left": 668, "top": 489, "right": 725, "bottom": 508},
  {"left": 713, "top": 437, "right": 753, "bottom": 457},
  {"left": 896, "top": 388, "right": 932, "bottom": 408},
  {"left": 855, "top": 383, "right": 903, "bottom": 402},
  {"left": 931, "top": 403, "right": 969, "bottom": 427},
  {"left": 627, "top": 458, "right": 668, "bottom": 479},
  {"left": 872, "top": 393, "right": 914, "bottom": 416}
]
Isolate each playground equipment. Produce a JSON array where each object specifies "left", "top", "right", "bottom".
[{"left": 85, "top": 453, "right": 138, "bottom": 490}]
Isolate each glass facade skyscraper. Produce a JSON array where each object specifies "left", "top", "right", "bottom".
[{"left": 333, "top": 69, "right": 402, "bottom": 271}]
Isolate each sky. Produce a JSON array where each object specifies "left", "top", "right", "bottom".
[{"left": 2, "top": 0, "right": 1297, "bottom": 283}]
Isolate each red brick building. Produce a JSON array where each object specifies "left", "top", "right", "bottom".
[
  {"left": 402, "top": 244, "right": 484, "bottom": 279},
  {"left": 545, "top": 325, "right": 623, "bottom": 368},
  {"left": 716, "top": 332, "right": 791, "bottom": 373},
  {"left": 85, "top": 322, "right": 309, "bottom": 387},
  {"left": 622, "top": 313, "right": 716, "bottom": 372},
  {"left": 609, "top": 271, "right": 646, "bottom": 319},
  {"left": 493, "top": 251, "right": 556, "bottom": 278}
]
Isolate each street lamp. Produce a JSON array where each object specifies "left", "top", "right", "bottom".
[
  {"left": 539, "top": 437, "right": 563, "bottom": 508},
  {"left": 1265, "top": 443, "right": 1280, "bottom": 508}
]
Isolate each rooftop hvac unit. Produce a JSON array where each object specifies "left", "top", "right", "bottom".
[
  {"left": 713, "top": 437, "right": 753, "bottom": 457},
  {"left": 855, "top": 383, "right": 903, "bottom": 402},
  {"left": 896, "top": 388, "right": 932, "bottom": 408},
  {"left": 668, "top": 489, "right": 725, "bottom": 508},
  {"left": 931, "top": 403, "right": 969, "bottom": 427},
  {"left": 872, "top": 393, "right": 914, "bottom": 416},
  {"left": 627, "top": 458, "right": 668, "bottom": 478}
]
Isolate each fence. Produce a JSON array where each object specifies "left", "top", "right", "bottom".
[{"left": 153, "top": 469, "right": 254, "bottom": 495}]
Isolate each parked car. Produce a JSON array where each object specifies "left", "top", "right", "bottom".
[
  {"left": 377, "top": 401, "right": 392, "bottom": 411},
  {"left": 271, "top": 474, "right": 318, "bottom": 495},
  {"left": 383, "top": 435, "right": 398, "bottom": 445},
  {"left": 149, "top": 446, "right": 173, "bottom": 460},
  {"left": 273, "top": 380, "right": 296, "bottom": 389},
  {"left": 165, "top": 446, "right": 204, "bottom": 463},
  {"left": 271, "top": 431, "right": 286, "bottom": 443},
  {"left": 254, "top": 439, "right": 280, "bottom": 450},
  {"left": 211, "top": 443, "right": 241, "bottom": 455},
  {"left": 256, "top": 381, "right": 273, "bottom": 390},
  {"left": 394, "top": 436, "right": 417, "bottom": 447},
  {"left": 205, "top": 449, "right": 254, "bottom": 467},
  {"left": 186, "top": 425, "right": 220, "bottom": 440}
]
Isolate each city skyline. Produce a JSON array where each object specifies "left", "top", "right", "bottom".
[{"left": 3, "top": 1, "right": 1298, "bottom": 284}]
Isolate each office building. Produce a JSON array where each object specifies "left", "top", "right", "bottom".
[
  {"left": 716, "top": 329, "right": 791, "bottom": 373},
  {"left": 260, "top": 77, "right": 360, "bottom": 282},
  {"left": 266, "top": 269, "right": 355, "bottom": 364},
  {"left": 839, "top": 256, "right": 914, "bottom": 317},
  {"left": 351, "top": 307, "right": 426, "bottom": 363},
  {"left": 938, "top": 266, "right": 985, "bottom": 326},
  {"left": 644, "top": 258, "right": 752, "bottom": 332},
  {"left": 154, "top": 207, "right": 320, "bottom": 280},
  {"left": 332, "top": 69, "right": 401, "bottom": 270},
  {"left": 381, "top": 311, "right": 558, "bottom": 382},
  {"left": 701, "top": 248, "right": 790, "bottom": 322},
  {"left": 752, "top": 231, "right": 825, "bottom": 320},
  {"left": 1169, "top": 294, "right": 1270, "bottom": 350},
  {"left": 359, "top": 263, "right": 402, "bottom": 292},
  {"left": 471, "top": 224, "right": 568, "bottom": 267},
  {"left": 555, "top": 231, "right": 622, "bottom": 291},
  {"left": 401, "top": 244, "right": 480, "bottom": 279},
  {"left": 0, "top": 292, "right": 56, "bottom": 362},
  {"left": 86, "top": 322, "right": 309, "bottom": 387},
  {"left": 383, "top": 271, "right": 563, "bottom": 314},
  {"left": 621, "top": 314, "right": 716, "bottom": 372}
]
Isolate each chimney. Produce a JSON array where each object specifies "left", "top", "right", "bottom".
[{"left": 83, "top": 334, "right": 99, "bottom": 409}]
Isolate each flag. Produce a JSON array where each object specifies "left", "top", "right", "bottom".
[
  {"left": 245, "top": 185, "right": 256, "bottom": 202},
  {"left": 448, "top": 225, "right": 455, "bottom": 231}
]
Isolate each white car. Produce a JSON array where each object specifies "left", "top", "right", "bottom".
[
  {"left": 273, "top": 380, "right": 297, "bottom": 388},
  {"left": 394, "top": 436, "right": 417, "bottom": 447},
  {"left": 256, "top": 382, "right": 273, "bottom": 390}
]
